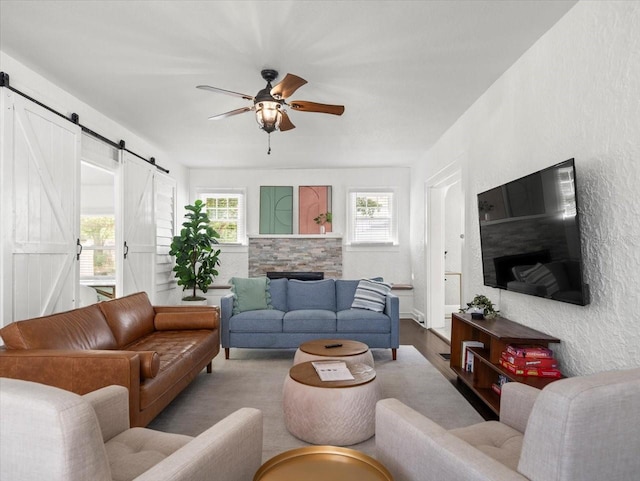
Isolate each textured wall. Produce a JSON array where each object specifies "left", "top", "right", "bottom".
[
  {"left": 248, "top": 237, "right": 342, "bottom": 278},
  {"left": 415, "top": 1, "right": 640, "bottom": 375}
]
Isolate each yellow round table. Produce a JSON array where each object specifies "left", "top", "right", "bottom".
[{"left": 254, "top": 445, "right": 393, "bottom": 481}]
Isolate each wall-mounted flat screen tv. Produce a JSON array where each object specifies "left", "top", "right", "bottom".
[{"left": 477, "top": 158, "right": 589, "bottom": 305}]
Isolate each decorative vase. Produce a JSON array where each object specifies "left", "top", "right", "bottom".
[{"left": 319, "top": 225, "right": 326, "bottom": 234}]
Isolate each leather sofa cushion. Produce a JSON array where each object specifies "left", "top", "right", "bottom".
[
  {"left": 283, "top": 310, "right": 336, "bottom": 332},
  {"left": 154, "top": 311, "right": 216, "bottom": 331},
  {"left": 100, "top": 292, "right": 156, "bottom": 348},
  {"left": 287, "top": 279, "right": 336, "bottom": 311},
  {"left": 0, "top": 304, "right": 117, "bottom": 350},
  {"left": 126, "top": 330, "right": 219, "bottom": 410}
]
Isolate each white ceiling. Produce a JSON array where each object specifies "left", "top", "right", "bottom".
[{"left": 0, "top": 0, "right": 576, "bottom": 170}]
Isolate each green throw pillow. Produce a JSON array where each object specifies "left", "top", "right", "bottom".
[{"left": 229, "top": 277, "right": 272, "bottom": 315}]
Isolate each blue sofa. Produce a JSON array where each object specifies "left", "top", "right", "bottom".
[{"left": 221, "top": 278, "right": 399, "bottom": 360}]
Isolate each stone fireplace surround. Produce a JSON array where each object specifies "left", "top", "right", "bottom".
[{"left": 248, "top": 235, "right": 342, "bottom": 279}]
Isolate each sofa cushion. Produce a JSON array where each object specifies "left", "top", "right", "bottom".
[
  {"left": 106, "top": 427, "right": 192, "bottom": 481},
  {"left": 336, "top": 309, "right": 391, "bottom": 333},
  {"left": 449, "top": 421, "right": 523, "bottom": 472},
  {"left": 336, "top": 280, "right": 360, "bottom": 311},
  {"left": 283, "top": 310, "right": 337, "bottom": 332},
  {"left": 99, "top": 292, "right": 156, "bottom": 348},
  {"left": 126, "top": 330, "right": 219, "bottom": 410},
  {"left": 287, "top": 279, "right": 336, "bottom": 311},
  {"left": 230, "top": 277, "right": 272, "bottom": 315},
  {"left": 0, "top": 304, "right": 117, "bottom": 350},
  {"left": 268, "top": 278, "right": 288, "bottom": 312},
  {"left": 351, "top": 279, "right": 391, "bottom": 312},
  {"left": 228, "top": 310, "right": 284, "bottom": 333},
  {"left": 153, "top": 311, "right": 216, "bottom": 330}
]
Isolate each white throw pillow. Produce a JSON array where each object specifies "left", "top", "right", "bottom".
[{"left": 351, "top": 279, "right": 392, "bottom": 312}]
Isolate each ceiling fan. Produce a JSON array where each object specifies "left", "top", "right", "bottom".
[{"left": 197, "top": 69, "right": 344, "bottom": 152}]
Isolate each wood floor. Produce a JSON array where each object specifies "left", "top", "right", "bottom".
[{"left": 400, "top": 318, "right": 496, "bottom": 420}]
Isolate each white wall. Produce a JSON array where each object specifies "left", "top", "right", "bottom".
[
  {"left": 412, "top": 1, "right": 640, "bottom": 375},
  {"left": 189, "top": 167, "right": 412, "bottom": 285}
]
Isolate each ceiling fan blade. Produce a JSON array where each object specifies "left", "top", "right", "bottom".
[
  {"left": 270, "top": 74, "right": 307, "bottom": 99},
  {"left": 197, "top": 85, "right": 254, "bottom": 101},
  {"left": 288, "top": 100, "right": 345, "bottom": 116},
  {"left": 208, "top": 107, "right": 253, "bottom": 120},
  {"left": 279, "top": 111, "right": 296, "bottom": 131}
]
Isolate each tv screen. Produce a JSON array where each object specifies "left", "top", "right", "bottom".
[{"left": 477, "top": 158, "right": 589, "bottom": 305}]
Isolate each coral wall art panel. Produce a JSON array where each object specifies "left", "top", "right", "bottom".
[{"left": 299, "top": 186, "right": 332, "bottom": 234}]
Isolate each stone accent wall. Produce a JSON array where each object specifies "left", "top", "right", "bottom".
[{"left": 248, "top": 237, "right": 342, "bottom": 278}]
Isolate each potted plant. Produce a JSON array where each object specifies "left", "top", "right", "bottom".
[
  {"left": 460, "top": 294, "right": 499, "bottom": 319},
  {"left": 169, "top": 199, "right": 221, "bottom": 303},
  {"left": 313, "top": 212, "right": 332, "bottom": 234}
]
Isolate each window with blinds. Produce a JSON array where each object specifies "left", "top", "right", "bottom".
[
  {"left": 349, "top": 190, "right": 397, "bottom": 244},
  {"left": 198, "top": 190, "right": 246, "bottom": 244}
]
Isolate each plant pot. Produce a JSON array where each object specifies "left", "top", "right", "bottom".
[
  {"left": 181, "top": 297, "right": 208, "bottom": 306},
  {"left": 319, "top": 225, "right": 326, "bottom": 234}
]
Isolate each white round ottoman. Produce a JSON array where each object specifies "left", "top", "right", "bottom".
[
  {"left": 293, "top": 339, "right": 375, "bottom": 367},
  {"left": 283, "top": 361, "right": 381, "bottom": 446}
]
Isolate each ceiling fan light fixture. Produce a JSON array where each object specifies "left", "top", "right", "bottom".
[{"left": 255, "top": 100, "right": 282, "bottom": 134}]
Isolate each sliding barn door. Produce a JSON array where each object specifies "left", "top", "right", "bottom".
[
  {"left": 154, "top": 173, "right": 177, "bottom": 304},
  {"left": 0, "top": 88, "right": 80, "bottom": 324},
  {"left": 121, "top": 152, "right": 156, "bottom": 300}
]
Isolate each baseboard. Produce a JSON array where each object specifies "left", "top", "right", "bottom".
[{"left": 407, "top": 309, "right": 425, "bottom": 325}]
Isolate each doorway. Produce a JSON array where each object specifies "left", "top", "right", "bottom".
[
  {"left": 79, "top": 134, "right": 121, "bottom": 305},
  {"left": 426, "top": 166, "right": 464, "bottom": 340}
]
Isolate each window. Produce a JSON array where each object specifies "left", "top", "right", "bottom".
[
  {"left": 79, "top": 215, "right": 116, "bottom": 279},
  {"left": 348, "top": 190, "right": 397, "bottom": 244},
  {"left": 198, "top": 190, "right": 246, "bottom": 244}
]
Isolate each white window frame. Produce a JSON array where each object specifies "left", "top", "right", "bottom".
[
  {"left": 347, "top": 188, "right": 398, "bottom": 246},
  {"left": 197, "top": 189, "right": 247, "bottom": 245}
]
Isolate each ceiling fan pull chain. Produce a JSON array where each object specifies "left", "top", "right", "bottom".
[{"left": 267, "top": 133, "right": 272, "bottom": 155}]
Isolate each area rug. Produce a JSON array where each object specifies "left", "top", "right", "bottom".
[{"left": 148, "top": 345, "right": 483, "bottom": 461}]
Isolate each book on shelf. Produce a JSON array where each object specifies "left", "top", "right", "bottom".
[
  {"left": 501, "top": 351, "right": 558, "bottom": 368},
  {"left": 491, "top": 382, "right": 502, "bottom": 396},
  {"left": 499, "top": 359, "right": 562, "bottom": 378},
  {"left": 461, "top": 340, "right": 484, "bottom": 372},
  {"left": 506, "top": 344, "right": 553, "bottom": 359},
  {"left": 311, "top": 361, "right": 355, "bottom": 381}
]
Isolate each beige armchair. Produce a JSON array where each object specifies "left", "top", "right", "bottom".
[
  {"left": 376, "top": 367, "right": 640, "bottom": 481},
  {"left": 0, "top": 378, "right": 263, "bottom": 481}
]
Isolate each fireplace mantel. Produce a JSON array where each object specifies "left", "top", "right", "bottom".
[{"left": 248, "top": 234, "right": 342, "bottom": 239}]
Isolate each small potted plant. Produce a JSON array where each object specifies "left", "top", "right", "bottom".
[
  {"left": 460, "top": 294, "right": 499, "bottom": 319},
  {"left": 313, "top": 212, "right": 332, "bottom": 234},
  {"left": 169, "top": 200, "right": 221, "bottom": 303}
]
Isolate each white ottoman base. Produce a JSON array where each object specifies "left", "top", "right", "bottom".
[{"left": 282, "top": 375, "right": 381, "bottom": 446}]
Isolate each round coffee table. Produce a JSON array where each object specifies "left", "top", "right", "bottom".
[
  {"left": 253, "top": 445, "right": 393, "bottom": 481},
  {"left": 282, "top": 361, "right": 381, "bottom": 446},
  {"left": 293, "top": 339, "right": 374, "bottom": 367}
]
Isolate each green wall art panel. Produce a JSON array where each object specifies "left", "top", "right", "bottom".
[{"left": 260, "top": 186, "right": 293, "bottom": 234}]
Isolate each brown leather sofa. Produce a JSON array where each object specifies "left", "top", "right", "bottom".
[{"left": 0, "top": 292, "right": 220, "bottom": 427}]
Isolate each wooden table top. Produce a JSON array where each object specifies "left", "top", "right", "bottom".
[
  {"left": 253, "top": 445, "right": 393, "bottom": 481},
  {"left": 299, "top": 339, "right": 370, "bottom": 357},
  {"left": 289, "top": 361, "right": 376, "bottom": 388}
]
